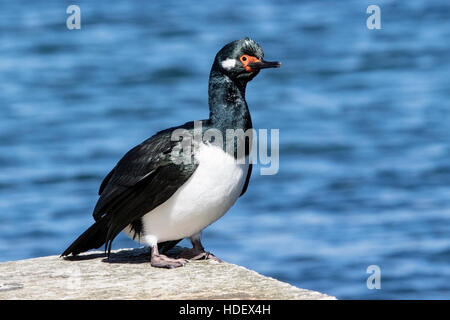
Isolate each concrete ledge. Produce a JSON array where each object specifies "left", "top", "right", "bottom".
[{"left": 0, "top": 247, "right": 335, "bottom": 300}]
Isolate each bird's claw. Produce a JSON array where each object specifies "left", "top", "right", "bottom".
[
  {"left": 151, "top": 254, "right": 189, "bottom": 269},
  {"left": 178, "top": 249, "right": 223, "bottom": 262}
]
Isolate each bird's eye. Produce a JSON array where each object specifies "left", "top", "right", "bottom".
[
  {"left": 240, "top": 55, "right": 249, "bottom": 63},
  {"left": 240, "top": 54, "right": 260, "bottom": 72}
]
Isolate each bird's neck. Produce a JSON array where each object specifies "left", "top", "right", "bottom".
[{"left": 207, "top": 67, "right": 252, "bottom": 133}]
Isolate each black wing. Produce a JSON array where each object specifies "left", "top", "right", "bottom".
[
  {"left": 94, "top": 121, "right": 198, "bottom": 255},
  {"left": 240, "top": 163, "right": 252, "bottom": 196}
]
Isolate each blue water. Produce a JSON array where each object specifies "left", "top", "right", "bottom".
[{"left": 1, "top": 0, "right": 449, "bottom": 299}]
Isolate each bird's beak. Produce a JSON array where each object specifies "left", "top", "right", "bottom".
[{"left": 248, "top": 59, "right": 281, "bottom": 70}]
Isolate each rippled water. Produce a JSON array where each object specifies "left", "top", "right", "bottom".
[{"left": 1, "top": 0, "right": 449, "bottom": 299}]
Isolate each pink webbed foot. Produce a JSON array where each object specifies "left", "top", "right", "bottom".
[
  {"left": 178, "top": 248, "right": 223, "bottom": 262},
  {"left": 150, "top": 245, "right": 189, "bottom": 269}
]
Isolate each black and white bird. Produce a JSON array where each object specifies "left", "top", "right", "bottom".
[{"left": 62, "top": 38, "right": 281, "bottom": 268}]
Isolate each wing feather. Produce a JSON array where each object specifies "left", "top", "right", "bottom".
[
  {"left": 240, "top": 163, "right": 252, "bottom": 196},
  {"left": 91, "top": 122, "right": 198, "bottom": 255}
]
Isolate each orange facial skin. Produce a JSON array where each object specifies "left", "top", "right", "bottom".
[{"left": 240, "top": 54, "right": 261, "bottom": 72}]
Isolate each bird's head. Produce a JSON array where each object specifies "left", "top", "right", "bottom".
[{"left": 214, "top": 38, "right": 281, "bottom": 83}]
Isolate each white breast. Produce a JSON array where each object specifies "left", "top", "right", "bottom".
[{"left": 124, "top": 143, "right": 249, "bottom": 246}]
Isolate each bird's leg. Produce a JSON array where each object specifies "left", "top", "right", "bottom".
[
  {"left": 150, "top": 245, "right": 188, "bottom": 269},
  {"left": 178, "top": 233, "right": 223, "bottom": 262}
]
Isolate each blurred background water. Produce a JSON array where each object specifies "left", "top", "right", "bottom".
[{"left": 1, "top": 0, "right": 449, "bottom": 299}]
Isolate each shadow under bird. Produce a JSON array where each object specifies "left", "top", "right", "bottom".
[{"left": 62, "top": 38, "right": 281, "bottom": 268}]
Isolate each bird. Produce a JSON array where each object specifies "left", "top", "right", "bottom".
[{"left": 61, "top": 38, "right": 281, "bottom": 268}]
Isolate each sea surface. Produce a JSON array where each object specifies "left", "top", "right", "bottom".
[{"left": 0, "top": 0, "right": 449, "bottom": 299}]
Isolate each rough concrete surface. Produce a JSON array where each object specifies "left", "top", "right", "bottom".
[{"left": 0, "top": 247, "right": 336, "bottom": 300}]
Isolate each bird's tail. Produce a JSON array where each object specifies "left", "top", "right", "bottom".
[{"left": 61, "top": 216, "right": 110, "bottom": 257}]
